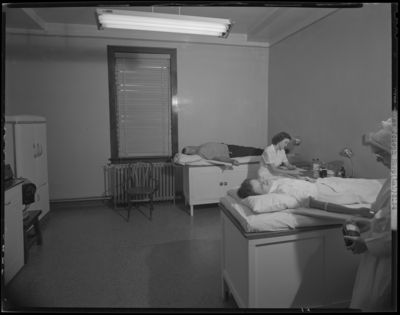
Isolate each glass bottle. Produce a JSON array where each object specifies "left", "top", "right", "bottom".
[
  {"left": 342, "top": 221, "right": 360, "bottom": 246},
  {"left": 319, "top": 162, "right": 327, "bottom": 178},
  {"left": 340, "top": 166, "right": 346, "bottom": 178},
  {"left": 313, "top": 159, "right": 320, "bottom": 171}
]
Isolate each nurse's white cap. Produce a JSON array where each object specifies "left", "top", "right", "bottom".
[{"left": 365, "top": 118, "right": 392, "bottom": 153}]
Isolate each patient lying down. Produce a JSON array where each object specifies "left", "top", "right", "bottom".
[{"left": 238, "top": 177, "right": 382, "bottom": 218}]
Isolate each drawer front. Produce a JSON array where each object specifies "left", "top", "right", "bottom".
[{"left": 5, "top": 187, "right": 21, "bottom": 211}]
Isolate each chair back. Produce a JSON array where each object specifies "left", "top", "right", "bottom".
[{"left": 129, "top": 162, "right": 154, "bottom": 188}]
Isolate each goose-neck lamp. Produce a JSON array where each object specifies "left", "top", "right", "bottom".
[
  {"left": 95, "top": 9, "right": 234, "bottom": 38},
  {"left": 292, "top": 136, "right": 302, "bottom": 147},
  {"left": 339, "top": 148, "right": 354, "bottom": 178}
]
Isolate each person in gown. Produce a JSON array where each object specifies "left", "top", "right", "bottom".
[{"left": 343, "top": 117, "right": 393, "bottom": 312}]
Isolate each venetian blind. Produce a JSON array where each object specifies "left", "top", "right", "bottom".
[{"left": 115, "top": 53, "right": 172, "bottom": 157}]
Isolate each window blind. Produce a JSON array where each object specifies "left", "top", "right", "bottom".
[{"left": 115, "top": 53, "right": 172, "bottom": 157}]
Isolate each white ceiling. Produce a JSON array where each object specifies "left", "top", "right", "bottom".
[{"left": 3, "top": 4, "right": 345, "bottom": 46}]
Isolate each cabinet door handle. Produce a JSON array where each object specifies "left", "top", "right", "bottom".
[
  {"left": 39, "top": 144, "right": 43, "bottom": 157},
  {"left": 220, "top": 182, "right": 223, "bottom": 186},
  {"left": 33, "top": 144, "right": 38, "bottom": 158},
  {"left": 225, "top": 182, "right": 227, "bottom": 186},
  {"left": 5, "top": 201, "right": 11, "bottom": 205}
]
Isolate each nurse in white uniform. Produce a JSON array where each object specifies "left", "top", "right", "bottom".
[
  {"left": 344, "top": 118, "right": 393, "bottom": 312},
  {"left": 258, "top": 132, "right": 303, "bottom": 179}
]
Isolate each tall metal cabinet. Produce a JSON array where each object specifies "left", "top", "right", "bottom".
[{"left": 5, "top": 115, "right": 50, "bottom": 220}]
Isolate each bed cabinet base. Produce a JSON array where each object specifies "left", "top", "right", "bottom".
[
  {"left": 182, "top": 163, "right": 258, "bottom": 216},
  {"left": 220, "top": 210, "right": 362, "bottom": 309}
]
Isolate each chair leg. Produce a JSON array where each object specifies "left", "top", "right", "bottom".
[
  {"left": 128, "top": 199, "right": 131, "bottom": 222},
  {"left": 33, "top": 220, "right": 43, "bottom": 245},
  {"left": 150, "top": 196, "right": 154, "bottom": 220},
  {"left": 23, "top": 229, "right": 28, "bottom": 264}
]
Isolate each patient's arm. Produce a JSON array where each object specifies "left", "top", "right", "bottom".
[
  {"left": 213, "top": 156, "right": 239, "bottom": 166},
  {"left": 299, "top": 176, "right": 316, "bottom": 183},
  {"left": 309, "top": 197, "right": 375, "bottom": 219}
]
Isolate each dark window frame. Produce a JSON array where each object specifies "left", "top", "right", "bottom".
[{"left": 107, "top": 45, "right": 178, "bottom": 164}]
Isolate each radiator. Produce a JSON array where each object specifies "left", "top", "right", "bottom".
[{"left": 103, "top": 163, "right": 175, "bottom": 206}]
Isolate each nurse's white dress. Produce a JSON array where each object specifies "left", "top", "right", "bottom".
[
  {"left": 258, "top": 144, "right": 288, "bottom": 179},
  {"left": 350, "top": 177, "right": 392, "bottom": 312}
]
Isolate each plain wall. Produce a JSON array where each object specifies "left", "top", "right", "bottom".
[
  {"left": 5, "top": 35, "right": 269, "bottom": 200},
  {"left": 268, "top": 4, "right": 392, "bottom": 179}
]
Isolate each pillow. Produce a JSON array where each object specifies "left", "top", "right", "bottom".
[
  {"left": 173, "top": 153, "right": 204, "bottom": 164},
  {"left": 227, "top": 187, "right": 299, "bottom": 213}
]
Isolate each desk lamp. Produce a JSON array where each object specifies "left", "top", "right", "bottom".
[{"left": 339, "top": 148, "right": 354, "bottom": 178}]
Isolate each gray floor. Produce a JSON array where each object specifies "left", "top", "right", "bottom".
[{"left": 4, "top": 199, "right": 239, "bottom": 310}]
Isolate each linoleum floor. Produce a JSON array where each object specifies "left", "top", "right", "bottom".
[{"left": 4, "top": 200, "right": 239, "bottom": 310}]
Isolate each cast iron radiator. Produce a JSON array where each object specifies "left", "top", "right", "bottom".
[{"left": 104, "top": 163, "right": 175, "bottom": 207}]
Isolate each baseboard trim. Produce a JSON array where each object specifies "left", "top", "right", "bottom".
[{"left": 50, "top": 197, "right": 112, "bottom": 203}]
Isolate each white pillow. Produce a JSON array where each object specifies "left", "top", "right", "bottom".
[
  {"left": 227, "top": 187, "right": 300, "bottom": 213},
  {"left": 173, "top": 153, "right": 204, "bottom": 164}
]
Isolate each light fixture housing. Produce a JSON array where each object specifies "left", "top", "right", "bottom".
[
  {"left": 95, "top": 9, "right": 234, "bottom": 38},
  {"left": 292, "top": 136, "right": 302, "bottom": 146}
]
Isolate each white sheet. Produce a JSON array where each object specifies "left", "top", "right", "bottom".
[
  {"left": 219, "top": 195, "right": 361, "bottom": 232},
  {"left": 174, "top": 154, "right": 261, "bottom": 166}
]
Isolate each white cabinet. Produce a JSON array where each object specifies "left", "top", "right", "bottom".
[
  {"left": 183, "top": 163, "right": 258, "bottom": 216},
  {"left": 5, "top": 115, "right": 50, "bottom": 220},
  {"left": 4, "top": 183, "right": 25, "bottom": 286}
]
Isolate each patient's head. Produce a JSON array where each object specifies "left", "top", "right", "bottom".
[
  {"left": 182, "top": 146, "right": 198, "bottom": 155},
  {"left": 237, "top": 178, "right": 272, "bottom": 199}
]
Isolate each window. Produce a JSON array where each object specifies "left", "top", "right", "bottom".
[{"left": 107, "top": 46, "right": 178, "bottom": 163}]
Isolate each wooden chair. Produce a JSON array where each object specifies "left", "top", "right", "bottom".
[
  {"left": 125, "top": 162, "right": 159, "bottom": 221},
  {"left": 23, "top": 210, "right": 43, "bottom": 264}
]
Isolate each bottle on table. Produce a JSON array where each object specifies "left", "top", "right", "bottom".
[
  {"left": 339, "top": 166, "right": 346, "bottom": 178},
  {"left": 313, "top": 159, "right": 320, "bottom": 171},
  {"left": 319, "top": 162, "right": 327, "bottom": 178}
]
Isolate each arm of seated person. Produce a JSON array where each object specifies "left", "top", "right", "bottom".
[
  {"left": 267, "top": 163, "right": 302, "bottom": 177},
  {"left": 283, "top": 161, "right": 297, "bottom": 170},
  {"left": 309, "top": 197, "right": 375, "bottom": 218},
  {"left": 213, "top": 156, "right": 240, "bottom": 166}
]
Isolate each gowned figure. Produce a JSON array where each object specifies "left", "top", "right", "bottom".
[
  {"left": 182, "top": 142, "right": 264, "bottom": 166},
  {"left": 341, "top": 117, "right": 393, "bottom": 312},
  {"left": 258, "top": 132, "right": 304, "bottom": 179}
]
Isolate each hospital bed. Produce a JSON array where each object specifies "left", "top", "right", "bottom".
[
  {"left": 174, "top": 152, "right": 307, "bottom": 216},
  {"left": 219, "top": 178, "right": 385, "bottom": 309}
]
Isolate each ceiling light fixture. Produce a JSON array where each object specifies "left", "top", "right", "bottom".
[{"left": 95, "top": 9, "right": 234, "bottom": 38}]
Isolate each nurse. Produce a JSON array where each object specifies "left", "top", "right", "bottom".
[
  {"left": 343, "top": 117, "right": 393, "bottom": 312},
  {"left": 258, "top": 132, "right": 304, "bottom": 179}
]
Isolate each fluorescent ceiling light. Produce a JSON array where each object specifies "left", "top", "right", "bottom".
[{"left": 95, "top": 9, "right": 234, "bottom": 38}]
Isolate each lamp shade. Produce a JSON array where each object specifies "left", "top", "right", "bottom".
[
  {"left": 339, "top": 148, "right": 354, "bottom": 159},
  {"left": 292, "top": 136, "right": 302, "bottom": 146}
]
